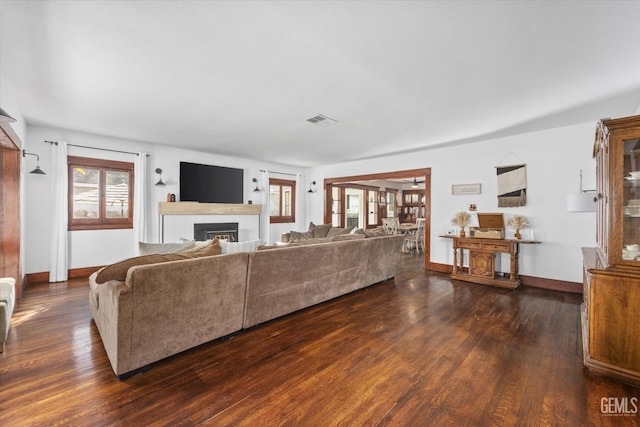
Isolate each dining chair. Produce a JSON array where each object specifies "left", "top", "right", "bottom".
[
  {"left": 404, "top": 218, "right": 425, "bottom": 253},
  {"left": 382, "top": 218, "right": 399, "bottom": 234}
]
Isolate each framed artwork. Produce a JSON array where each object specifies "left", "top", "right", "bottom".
[{"left": 452, "top": 183, "right": 481, "bottom": 195}]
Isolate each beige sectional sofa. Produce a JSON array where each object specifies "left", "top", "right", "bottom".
[
  {"left": 89, "top": 234, "right": 405, "bottom": 379},
  {"left": 244, "top": 234, "right": 403, "bottom": 328}
]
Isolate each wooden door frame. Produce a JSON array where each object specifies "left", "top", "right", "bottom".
[
  {"left": 0, "top": 123, "right": 23, "bottom": 298},
  {"left": 324, "top": 168, "right": 431, "bottom": 269}
]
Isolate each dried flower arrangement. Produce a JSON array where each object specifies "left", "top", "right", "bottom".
[
  {"left": 451, "top": 211, "right": 471, "bottom": 237},
  {"left": 507, "top": 215, "right": 529, "bottom": 239}
]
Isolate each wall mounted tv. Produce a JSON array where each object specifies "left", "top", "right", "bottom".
[{"left": 179, "top": 162, "right": 244, "bottom": 204}]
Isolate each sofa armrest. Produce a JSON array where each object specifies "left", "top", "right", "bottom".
[
  {"left": 0, "top": 278, "right": 16, "bottom": 353},
  {"left": 122, "top": 253, "right": 249, "bottom": 374}
]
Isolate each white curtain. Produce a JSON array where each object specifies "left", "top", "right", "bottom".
[
  {"left": 295, "top": 174, "right": 304, "bottom": 231},
  {"left": 49, "top": 141, "right": 68, "bottom": 282},
  {"left": 133, "top": 153, "right": 148, "bottom": 244},
  {"left": 260, "top": 170, "right": 270, "bottom": 244}
]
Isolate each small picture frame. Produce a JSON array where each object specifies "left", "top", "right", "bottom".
[{"left": 452, "top": 183, "right": 481, "bottom": 195}]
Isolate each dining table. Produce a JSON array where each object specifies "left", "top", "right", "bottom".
[{"left": 397, "top": 223, "right": 418, "bottom": 233}]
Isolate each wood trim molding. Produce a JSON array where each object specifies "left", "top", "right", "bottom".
[
  {"left": 25, "top": 272, "right": 49, "bottom": 285},
  {"left": 0, "top": 144, "right": 22, "bottom": 298},
  {"left": 26, "top": 266, "right": 105, "bottom": 285},
  {"left": 427, "top": 262, "right": 452, "bottom": 274},
  {"left": 427, "top": 264, "right": 582, "bottom": 294},
  {"left": 519, "top": 275, "right": 582, "bottom": 294},
  {"left": 324, "top": 167, "right": 431, "bottom": 268}
]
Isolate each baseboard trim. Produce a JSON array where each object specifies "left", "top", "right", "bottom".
[
  {"left": 26, "top": 266, "right": 105, "bottom": 285},
  {"left": 25, "top": 271, "right": 48, "bottom": 285},
  {"left": 519, "top": 275, "right": 582, "bottom": 294},
  {"left": 427, "top": 262, "right": 452, "bottom": 274},
  {"left": 426, "top": 262, "right": 582, "bottom": 294}
]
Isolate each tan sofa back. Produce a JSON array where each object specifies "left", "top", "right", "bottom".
[
  {"left": 243, "top": 234, "right": 405, "bottom": 328},
  {"left": 90, "top": 252, "right": 249, "bottom": 377}
]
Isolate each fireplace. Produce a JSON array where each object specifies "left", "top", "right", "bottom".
[{"left": 194, "top": 222, "right": 239, "bottom": 242}]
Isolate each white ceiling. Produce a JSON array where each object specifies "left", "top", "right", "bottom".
[{"left": 2, "top": 1, "right": 640, "bottom": 168}]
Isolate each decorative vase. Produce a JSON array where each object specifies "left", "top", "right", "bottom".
[
  {"left": 514, "top": 230, "right": 521, "bottom": 240},
  {"left": 460, "top": 228, "right": 466, "bottom": 238}
]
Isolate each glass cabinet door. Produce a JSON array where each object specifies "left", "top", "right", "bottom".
[
  {"left": 367, "top": 190, "right": 378, "bottom": 227},
  {"left": 622, "top": 138, "right": 640, "bottom": 261}
]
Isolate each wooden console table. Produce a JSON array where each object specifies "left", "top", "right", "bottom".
[{"left": 442, "top": 236, "right": 540, "bottom": 289}]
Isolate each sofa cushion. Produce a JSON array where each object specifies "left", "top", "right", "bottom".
[
  {"left": 363, "top": 228, "right": 386, "bottom": 238},
  {"left": 289, "top": 230, "right": 313, "bottom": 242},
  {"left": 95, "top": 240, "right": 222, "bottom": 284},
  {"left": 138, "top": 241, "right": 195, "bottom": 255},
  {"left": 220, "top": 239, "right": 263, "bottom": 254},
  {"left": 293, "top": 237, "right": 334, "bottom": 245},
  {"left": 258, "top": 242, "right": 300, "bottom": 250},
  {"left": 326, "top": 226, "right": 355, "bottom": 237},
  {"left": 332, "top": 233, "right": 366, "bottom": 241},
  {"left": 308, "top": 222, "right": 332, "bottom": 238}
]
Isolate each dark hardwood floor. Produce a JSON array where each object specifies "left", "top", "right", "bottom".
[{"left": 1, "top": 255, "right": 638, "bottom": 426}]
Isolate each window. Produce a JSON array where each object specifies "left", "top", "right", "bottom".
[
  {"left": 269, "top": 178, "right": 296, "bottom": 223},
  {"left": 68, "top": 156, "right": 134, "bottom": 230}
]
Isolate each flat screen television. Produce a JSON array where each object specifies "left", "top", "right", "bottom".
[{"left": 179, "top": 162, "right": 244, "bottom": 203}]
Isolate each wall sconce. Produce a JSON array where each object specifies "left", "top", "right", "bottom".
[
  {"left": 252, "top": 178, "right": 262, "bottom": 192},
  {"left": 155, "top": 168, "right": 166, "bottom": 186},
  {"left": 308, "top": 181, "right": 317, "bottom": 193},
  {"left": 566, "top": 169, "right": 596, "bottom": 212},
  {"left": 22, "top": 149, "right": 46, "bottom": 174}
]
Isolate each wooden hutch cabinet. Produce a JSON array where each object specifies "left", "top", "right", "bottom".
[
  {"left": 582, "top": 115, "right": 640, "bottom": 386},
  {"left": 398, "top": 190, "right": 425, "bottom": 223}
]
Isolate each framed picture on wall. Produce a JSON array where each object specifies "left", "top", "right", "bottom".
[{"left": 452, "top": 183, "right": 481, "bottom": 195}]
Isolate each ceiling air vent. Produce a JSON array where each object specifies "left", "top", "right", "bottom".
[{"left": 306, "top": 114, "right": 338, "bottom": 127}]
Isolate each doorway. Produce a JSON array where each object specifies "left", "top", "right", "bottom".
[{"left": 323, "top": 168, "right": 431, "bottom": 269}]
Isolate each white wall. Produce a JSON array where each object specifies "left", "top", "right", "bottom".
[
  {"left": 22, "top": 125, "right": 304, "bottom": 274},
  {"left": 23, "top": 121, "right": 597, "bottom": 283},
  {"left": 306, "top": 122, "right": 598, "bottom": 283}
]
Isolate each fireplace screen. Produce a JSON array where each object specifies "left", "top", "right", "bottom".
[{"left": 194, "top": 223, "right": 239, "bottom": 242}]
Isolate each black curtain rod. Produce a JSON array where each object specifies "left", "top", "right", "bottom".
[
  {"left": 260, "top": 169, "right": 299, "bottom": 177},
  {"left": 44, "top": 140, "right": 146, "bottom": 156}
]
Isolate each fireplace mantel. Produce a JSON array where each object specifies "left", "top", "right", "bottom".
[
  {"left": 158, "top": 202, "right": 262, "bottom": 243},
  {"left": 158, "top": 202, "right": 262, "bottom": 216}
]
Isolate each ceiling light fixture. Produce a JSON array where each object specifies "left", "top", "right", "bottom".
[
  {"left": 22, "top": 149, "right": 46, "bottom": 174},
  {"left": 411, "top": 178, "right": 419, "bottom": 188}
]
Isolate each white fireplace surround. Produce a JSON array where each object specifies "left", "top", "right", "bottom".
[{"left": 158, "top": 202, "right": 261, "bottom": 243}]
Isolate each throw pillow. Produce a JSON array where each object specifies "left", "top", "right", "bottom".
[
  {"left": 182, "top": 239, "right": 222, "bottom": 256},
  {"left": 96, "top": 253, "right": 190, "bottom": 284},
  {"left": 95, "top": 240, "right": 222, "bottom": 284},
  {"left": 289, "top": 230, "right": 313, "bottom": 242},
  {"left": 326, "top": 226, "right": 355, "bottom": 237},
  {"left": 220, "top": 239, "right": 263, "bottom": 254},
  {"left": 308, "top": 222, "right": 332, "bottom": 238},
  {"left": 138, "top": 241, "right": 195, "bottom": 255}
]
